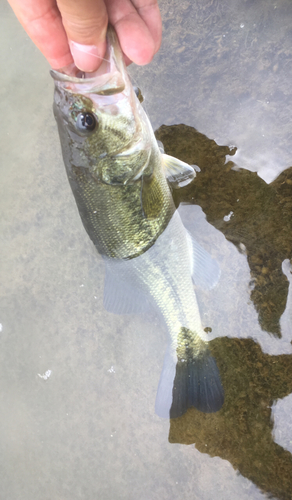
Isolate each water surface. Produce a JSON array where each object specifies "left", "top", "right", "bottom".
[{"left": 1, "top": 0, "right": 292, "bottom": 499}]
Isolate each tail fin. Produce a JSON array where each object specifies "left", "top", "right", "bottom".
[{"left": 155, "top": 348, "right": 224, "bottom": 419}]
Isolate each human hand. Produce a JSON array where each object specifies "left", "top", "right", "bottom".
[{"left": 7, "top": 0, "right": 162, "bottom": 72}]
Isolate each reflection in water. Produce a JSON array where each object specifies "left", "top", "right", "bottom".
[
  {"left": 131, "top": 0, "right": 292, "bottom": 183},
  {"left": 156, "top": 124, "right": 292, "bottom": 337},
  {"left": 155, "top": 123, "right": 292, "bottom": 499}
]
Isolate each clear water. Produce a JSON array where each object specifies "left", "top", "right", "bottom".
[{"left": 1, "top": 0, "right": 292, "bottom": 499}]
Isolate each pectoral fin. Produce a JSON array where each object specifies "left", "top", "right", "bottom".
[
  {"left": 186, "top": 232, "right": 221, "bottom": 289},
  {"left": 162, "top": 153, "right": 196, "bottom": 188}
]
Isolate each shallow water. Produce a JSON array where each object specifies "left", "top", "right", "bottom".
[{"left": 1, "top": 1, "right": 292, "bottom": 499}]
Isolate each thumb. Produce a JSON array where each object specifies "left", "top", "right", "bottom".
[{"left": 56, "top": 0, "right": 108, "bottom": 72}]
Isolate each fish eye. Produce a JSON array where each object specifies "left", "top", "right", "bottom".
[{"left": 76, "top": 112, "right": 97, "bottom": 134}]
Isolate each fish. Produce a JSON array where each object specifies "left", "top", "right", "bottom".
[{"left": 50, "top": 26, "right": 224, "bottom": 418}]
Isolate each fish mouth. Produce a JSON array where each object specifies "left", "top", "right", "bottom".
[
  {"left": 50, "top": 64, "right": 126, "bottom": 96},
  {"left": 50, "top": 26, "right": 127, "bottom": 97}
]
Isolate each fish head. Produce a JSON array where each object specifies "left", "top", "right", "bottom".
[{"left": 51, "top": 26, "right": 154, "bottom": 184}]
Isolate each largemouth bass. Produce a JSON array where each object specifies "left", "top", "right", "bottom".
[{"left": 51, "top": 27, "right": 224, "bottom": 418}]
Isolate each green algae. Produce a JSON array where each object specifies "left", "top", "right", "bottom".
[
  {"left": 156, "top": 124, "right": 292, "bottom": 337},
  {"left": 155, "top": 123, "right": 292, "bottom": 499},
  {"left": 169, "top": 337, "right": 292, "bottom": 500}
]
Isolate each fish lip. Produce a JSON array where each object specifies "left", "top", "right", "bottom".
[
  {"left": 50, "top": 67, "right": 125, "bottom": 95},
  {"left": 50, "top": 25, "right": 126, "bottom": 96},
  {"left": 50, "top": 65, "right": 96, "bottom": 83}
]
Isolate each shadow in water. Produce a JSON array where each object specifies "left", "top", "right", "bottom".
[
  {"left": 170, "top": 336, "right": 292, "bottom": 500},
  {"left": 155, "top": 124, "right": 292, "bottom": 499},
  {"left": 156, "top": 124, "right": 292, "bottom": 337}
]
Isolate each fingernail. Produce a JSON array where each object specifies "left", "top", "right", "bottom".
[{"left": 69, "top": 40, "right": 106, "bottom": 72}]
